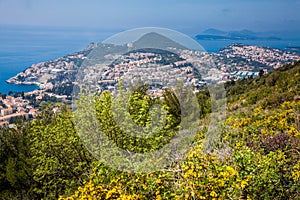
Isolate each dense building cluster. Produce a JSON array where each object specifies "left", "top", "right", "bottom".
[
  {"left": 0, "top": 95, "right": 37, "bottom": 126},
  {"left": 3, "top": 43, "right": 300, "bottom": 124}
]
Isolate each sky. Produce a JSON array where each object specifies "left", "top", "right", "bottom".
[{"left": 0, "top": 0, "right": 300, "bottom": 35}]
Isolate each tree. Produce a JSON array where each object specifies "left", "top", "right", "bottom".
[
  {"left": 29, "top": 106, "right": 94, "bottom": 199},
  {"left": 0, "top": 122, "right": 33, "bottom": 200},
  {"left": 259, "top": 69, "right": 264, "bottom": 77}
]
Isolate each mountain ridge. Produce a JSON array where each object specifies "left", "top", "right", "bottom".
[{"left": 196, "top": 28, "right": 282, "bottom": 41}]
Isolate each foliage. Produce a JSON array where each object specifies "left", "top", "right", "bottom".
[
  {"left": 93, "top": 87, "right": 181, "bottom": 154},
  {"left": 1, "top": 61, "right": 300, "bottom": 199},
  {"left": 29, "top": 106, "right": 95, "bottom": 199},
  {"left": 0, "top": 106, "right": 95, "bottom": 199},
  {"left": 0, "top": 122, "right": 32, "bottom": 200},
  {"left": 62, "top": 62, "right": 300, "bottom": 199}
]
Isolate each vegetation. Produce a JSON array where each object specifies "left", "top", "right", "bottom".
[
  {"left": 0, "top": 61, "right": 299, "bottom": 199},
  {"left": 0, "top": 107, "right": 95, "bottom": 199}
]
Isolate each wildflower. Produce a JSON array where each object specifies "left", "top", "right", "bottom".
[
  {"left": 241, "top": 180, "right": 248, "bottom": 189},
  {"left": 210, "top": 191, "right": 217, "bottom": 197}
]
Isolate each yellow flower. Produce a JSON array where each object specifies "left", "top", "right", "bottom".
[
  {"left": 156, "top": 179, "right": 162, "bottom": 184},
  {"left": 155, "top": 190, "right": 160, "bottom": 195},
  {"left": 182, "top": 164, "right": 189, "bottom": 170},
  {"left": 261, "top": 129, "right": 268, "bottom": 134},
  {"left": 142, "top": 184, "right": 147, "bottom": 190},
  {"left": 185, "top": 194, "right": 189, "bottom": 199},
  {"left": 291, "top": 162, "right": 300, "bottom": 181},
  {"left": 218, "top": 180, "right": 225, "bottom": 187},
  {"left": 106, "top": 187, "right": 117, "bottom": 199},
  {"left": 210, "top": 191, "right": 217, "bottom": 197},
  {"left": 254, "top": 106, "right": 262, "bottom": 116},
  {"left": 241, "top": 180, "right": 248, "bottom": 189},
  {"left": 226, "top": 166, "right": 237, "bottom": 176}
]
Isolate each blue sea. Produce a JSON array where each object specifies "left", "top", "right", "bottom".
[
  {"left": 0, "top": 25, "right": 117, "bottom": 94},
  {"left": 0, "top": 25, "right": 300, "bottom": 94}
]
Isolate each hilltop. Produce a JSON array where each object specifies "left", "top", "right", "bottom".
[{"left": 132, "top": 32, "right": 188, "bottom": 50}]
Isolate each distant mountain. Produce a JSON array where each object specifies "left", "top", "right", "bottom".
[
  {"left": 133, "top": 32, "right": 188, "bottom": 50},
  {"left": 196, "top": 29, "right": 281, "bottom": 41},
  {"left": 202, "top": 28, "right": 228, "bottom": 35}
]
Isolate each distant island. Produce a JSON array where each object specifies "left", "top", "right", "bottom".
[
  {"left": 285, "top": 46, "right": 300, "bottom": 53},
  {"left": 196, "top": 28, "right": 282, "bottom": 41}
]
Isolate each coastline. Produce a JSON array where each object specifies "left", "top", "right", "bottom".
[
  {"left": 3, "top": 40, "right": 300, "bottom": 95},
  {"left": 6, "top": 79, "right": 40, "bottom": 86},
  {"left": 5, "top": 78, "right": 43, "bottom": 92}
]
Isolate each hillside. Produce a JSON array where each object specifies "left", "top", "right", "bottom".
[
  {"left": 0, "top": 61, "right": 299, "bottom": 199},
  {"left": 62, "top": 61, "right": 300, "bottom": 200}
]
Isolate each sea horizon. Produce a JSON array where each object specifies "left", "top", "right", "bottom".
[{"left": 1, "top": 25, "right": 300, "bottom": 94}]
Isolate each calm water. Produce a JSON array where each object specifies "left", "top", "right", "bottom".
[
  {"left": 0, "top": 25, "right": 299, "bottom": 94},
  {"left": 0, "top": 25, "right": 116, "bottom": 94}
]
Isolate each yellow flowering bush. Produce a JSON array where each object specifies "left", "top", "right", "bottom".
[
  {"left": 62, "top": 97, "right": 299, "bottom": 199},
  {"left": 61, "top": 63, "right": 300, "bottom": 200}
]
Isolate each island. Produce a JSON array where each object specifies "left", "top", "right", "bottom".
[{"left": 196, "top": 28, "right": 282, "bottom": 41}]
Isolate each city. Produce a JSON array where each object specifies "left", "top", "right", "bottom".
[{"left": 2, "top": 42, "right": 300, "bottom": 125}]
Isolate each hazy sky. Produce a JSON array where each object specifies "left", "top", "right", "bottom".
[{"left": 0, "top": 0, "right": 299, "bottom": 34}]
